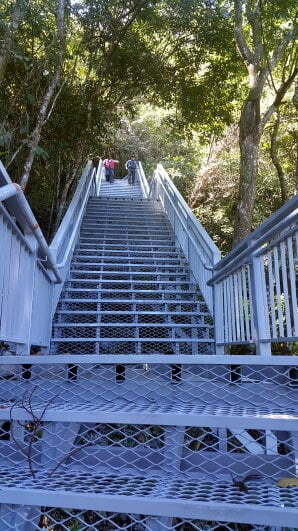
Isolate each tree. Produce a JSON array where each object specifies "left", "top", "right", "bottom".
[
  {"left": 20, "top": 0, "right": 67, "bottom": 190},
  {"left": 232, "top": 0, "right": 297, "bottom": 245},
  {"left": 0, "top": 0, "right": 26, "bottom": 83}
]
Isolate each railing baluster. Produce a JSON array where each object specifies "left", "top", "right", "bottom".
[
  {"left": 273, "top": 245, "right": 284, "bottom": 338},
  {"left": 287, "top": 235, "right": 298, "bottom": 337}
]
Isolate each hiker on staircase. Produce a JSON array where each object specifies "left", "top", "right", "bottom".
[
  {"left": 125, "top": 155, "right": 137, "bottom": 185},
  {"left": 103, "top": 156, "right": 119, "bottom": 183}
]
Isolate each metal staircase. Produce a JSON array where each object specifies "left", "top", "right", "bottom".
[
  {"left": 0, "top": 161, "right": 297, "bottom": 529},
  {"left": 52, "top": 194, "right": 214, "bottom": 357}
]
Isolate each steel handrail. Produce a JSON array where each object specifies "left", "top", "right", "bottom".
[
  {"left": 155, "top": 164, "right": 221, "bottom": 264},
  {"left": 137, "top": 162, "right": 150, "bottom": 198},
  {"left": 213, "top": 195, "right": 298, "bottom": 271},
  {"left": 50, "top": 160, "right": 94, "bottom": 255},
  {"left": 0, "top": 182, "right": 62, "bottom": 283},
  {"left": 55, "top": 164, "right": 98, "bottom": 268},
  {"left": 209, "top": 198, "right": 298, "bottom": 285}
]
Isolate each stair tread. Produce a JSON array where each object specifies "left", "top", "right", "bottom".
[
  {"left": 53, "top": 322, "right": 212, "bottom": 328},
  {"left": 59, "top": 298, "right": 205, "bottom": 305},
  {"left": 67, "top": 280, "right": 194, "bottom": 286},
  {"left": 1, "top": 394, "right": 297, "bottom": 429},
  {"left": 52, "top": 337, "right": 214, "bottom": 342},
  {"left": 0, "top": 466, "right": 296, "bottom": 525}
]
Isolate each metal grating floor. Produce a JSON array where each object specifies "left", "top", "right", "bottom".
[{"left": 0, "top": 188, "right": 297, "bottom": 528}]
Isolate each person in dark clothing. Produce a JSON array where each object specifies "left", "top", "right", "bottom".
[{"left": 125, "top": 156, "right": 137, "bottom": 185}]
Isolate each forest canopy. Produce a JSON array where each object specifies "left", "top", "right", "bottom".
[{"left": 0, "top": 0, "right": 297, "bottom": 250}]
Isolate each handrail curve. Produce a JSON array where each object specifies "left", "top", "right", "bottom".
[{"left": 0, "top": 165, "right": 61, "bottom": 283}]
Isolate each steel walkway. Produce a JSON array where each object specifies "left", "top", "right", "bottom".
[{"left": 0, "top": 160, "right": 297, "bottom": 529}]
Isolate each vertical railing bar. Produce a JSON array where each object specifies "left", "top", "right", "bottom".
[
  {"left": 273, "top": 245, "right": 284, "bottom": 338},
  {"left": 268, "top": 251, "right": 277, "bottom": 338},
  {"left": 233, "top": 272, "right": 241, "bottom": 342},
  {"left": 226, "top": 278, "right": 233, "bottom": 343},
  {"left": 247, "top": 265, "right": 254, "bottom": 342},
  {"left": 259, "top": 253, "right": 271, "bottom": 340},
  {"left": 229, "top": 275, "right": 236, "bottom": 342},
  {"left": 237, "top": 269, "right": 245, "bottom": 341},
  {"left": 280, "top": 240, "right": 291, "bottom": 337},
  {"left": 287, "top": 235, "right": 298, "bottom": 336},
  {"left": 242, "top": 267, "right": 250, "bottom": 342}
]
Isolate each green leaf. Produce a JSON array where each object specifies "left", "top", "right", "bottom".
[{"left": 33, "top": 146, "right": 49, "bottom": 159}]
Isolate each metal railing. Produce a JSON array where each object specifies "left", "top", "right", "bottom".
[
  {"left": 50, "top": 159, "right": 102, "bottom": 308},
  {"left": 137, "top": 162, "right": 150, "bottom": 198},
  {"left": 209, "top": 195, "right": 298, "bottom": 355},
  {"left": 0, "top": 159, "right": 101, "bottom": 354},
  {"left": 149, "top": 163, "right": 221, "bottom": 314},
  {"left": 0, "top": 162, "right": 59, "bottom": 354}
]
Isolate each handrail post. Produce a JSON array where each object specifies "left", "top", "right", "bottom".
[
  {"left": 214, "top": 281, "right": 225, "bottom": 355},
  {"left": 250, "top": 249, "right": 271, "bottom": 356},
  {"left": 15, "top": 235, "right": 39, "bottom": 356}
]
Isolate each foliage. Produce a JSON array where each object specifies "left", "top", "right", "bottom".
[{"left": 0, "top": 0, "right": 296, "bottom": 248}]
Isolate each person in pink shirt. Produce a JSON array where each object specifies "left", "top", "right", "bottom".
[{"left": 103, "top": 156, "right": 119, "bottom": 183}]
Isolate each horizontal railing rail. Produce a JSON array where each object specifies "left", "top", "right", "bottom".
[
  {"left": 150, "top": 163, "right": 221, "bottom": 314},
  {"left": 137, "top": 161, "right": 150, "bottom": 198},
  {"left": 208, "top": 195, "right": 298, "bottom": 355}
]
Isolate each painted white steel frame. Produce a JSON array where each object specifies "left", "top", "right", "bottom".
[
  {"left": 0, "top": 485, "right": 297, "bottom": 527},
  {"left": 0, "top": 159, "right": 101, "bottom": 354},
  {"left": 209, "top": 195, "right": 298, "bottom": 355},
  {"left": 148, "top": 163, "right": 221, "bottom": 314}
]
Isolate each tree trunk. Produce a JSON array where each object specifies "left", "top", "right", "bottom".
[
  {"left": 295, "top": 133, "right": 298, "bottom": 194},
  {"left": 293, "top": 79, "right": 298, "bottom": 193},
  {"left": 52, "top": 156, "right": 83, "bottom": 233},
  {"left": 270, "top": 112, "right": 288, "bottom": 203},
  {"left": 0, "top": 0, "right": 25, "bottom": 83},
  {"left": 232, "top": 89, "right": 261, "bottom": 246},
  {"left": 53, "top": 175, "right": 75, "bottom": 233},
  {"left": 19, "top": 0, "right": 66, "bottom": 190},
  {"left": 20, "top": 71, "right": 61, "bottom": 190}
]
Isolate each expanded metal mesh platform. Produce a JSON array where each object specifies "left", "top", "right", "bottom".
[
  {"left": 0, "top": 358, "right": 297, "bottom": 427},
  {"left": 0, "top": 505, "right": 278, "bottom": 530},
  {"left": 1, "top": 195, "right": 297, "bottom": 528}
]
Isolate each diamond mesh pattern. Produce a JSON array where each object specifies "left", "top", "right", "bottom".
[
  {"left": 0, "top": 505, "right": 275, "bottom": 529},
  {"left": 0, "top": 417, "right": 296, "bottom": 482},
  {"left": 0, "top": 362, "right": 297, "bottom": 421},
  {"left": 0, "top": 197, "right": 297, "bottom": 527}
]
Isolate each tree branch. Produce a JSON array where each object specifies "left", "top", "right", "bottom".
[
  {"left": 261, "top": 66, "right": 298, "bottom": 130},
  {"left": 247, "top": 0, "right": 264, "bottom": 63},
  {"left": 270, "top": 110, "right": 287, "bottom": 202},
  {"left": 234, "top": 0, "right": 254, "bottom": 65}
]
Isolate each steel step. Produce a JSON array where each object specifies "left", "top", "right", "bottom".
[
  {"left": 79, "top": 236, "right": 173, "bottom": 244},
  {"left": 72, "top": 257, "right": 186, "bottom": 265},
  {"left": 70, "top": 271, "right": 190, "bottom": 279},
  {"left": 0, "top": 468, "right": 296, "bottom": 526},
  {"left": 83, "top": 213, "right": 168, "bottom": 219},
  {"left": 74, "top": 249, "right": 183, "bottom": 257},
  {"left": 80, "top": 228, "right": 172, "bottom": 236},
  {"left": 66, "top": 279, "right": 194, "bottom": 288},
  {"left": 73, "top": 255, "right": 184, "bottom": 261},
  {"left": 71, "top": 264, "right": 189, "bottom": 272},
  {"left": 62, "top": 290, "right": 201, "bottom": 301},
  {"left": 77, "top": 242, "right": 177, "bottom": 250},
  {"left": 58, "top": 299, "right": 207, "bottom": 310},
  {"left": 54, "top": 312, "right": 211, "bottom": 325}
]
